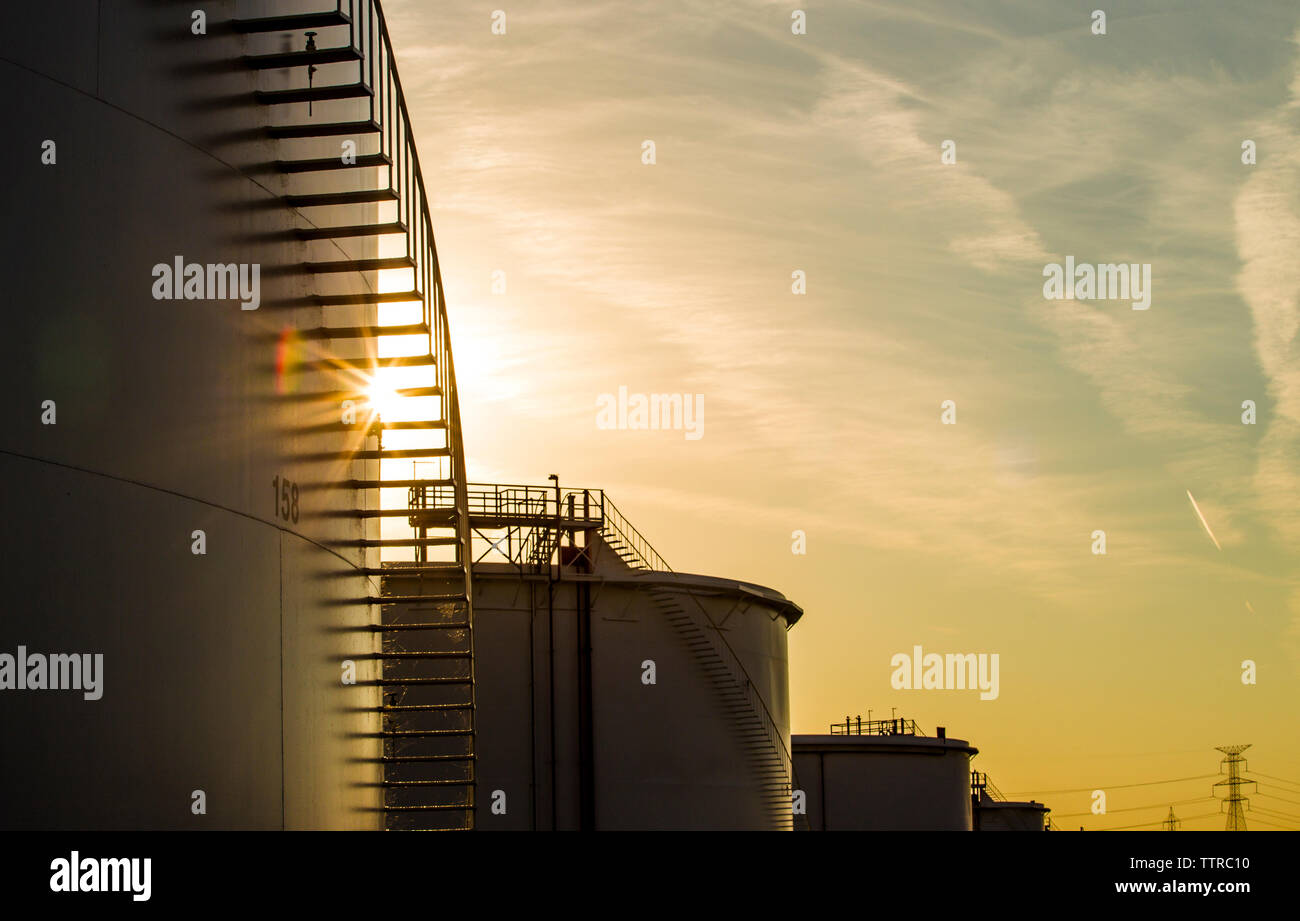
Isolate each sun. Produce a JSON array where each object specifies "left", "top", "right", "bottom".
[{"left": 364, "top": 378, "right": 403, "bottom": 422}]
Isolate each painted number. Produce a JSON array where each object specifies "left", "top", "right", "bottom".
[{"left": 272, "top": 475, "right": 300, "bottom": 523}]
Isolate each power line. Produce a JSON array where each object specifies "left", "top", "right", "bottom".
[
  {"left": 1247, "top": 817, "right": 1298, "bottom": 830},
  {"left": 1007, "top": 774, "right": 1218, "bottom": 796},
  {"left": 1054, "top": 796, "right": 1214, "bottom": 819},
  {"left": 1092, "top": 811, "right": 1220, "bottom": 831},
  {"left": 1257, "top": 790, "right": 1300, "bottom": 808},
  {"left": 1251, "top": 805, "right": 1300, "bottom": 823},
  {"left": 1254, "top": 772, "right": 1300, "bottom": 791}
]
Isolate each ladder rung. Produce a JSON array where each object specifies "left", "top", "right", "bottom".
[
  {"left": 244, "top": 47, "right": 362, "bottom": 70},
  {"left": 286, "top": 188, "right": 397, "bottom": 208},
  {"left": 278, "top": 151, "right": 391, "bottom": 173},
  {"left": 296, "top": 221, "right": 408, "bottom": 240},
  {"left": 232, "top": 10, "right": 351, "bottom": 33},
  {"left": 268, "top": 119, "right": 380, "bottom": 139},
  {"left": 256, "top": 83, "right": 372, "bottom": 105}
]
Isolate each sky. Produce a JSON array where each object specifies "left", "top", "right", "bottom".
[{"left": 380, "top": 0, "right": 1300, "bottom": 830}]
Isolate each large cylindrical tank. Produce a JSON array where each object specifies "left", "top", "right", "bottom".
[
  {"left": 383, "top": 543, "right": 803, "bottom": 830},
  {"left": 974, "top": 798, "right": 1051, "bottom": 831},
  {"left": 0, "top": 1, "right": 393, "bottom": 828},
  {"left": 793, "top": 732, "right": 978, "bottom": 830}
]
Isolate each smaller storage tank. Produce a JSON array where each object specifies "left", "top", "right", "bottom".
[{"left": 793, "top": 719, "right": 976, "bottom": 830}]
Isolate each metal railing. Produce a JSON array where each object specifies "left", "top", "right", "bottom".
[
  {"left": 831, "top": 717, "right": 924, "bottom": 737},
  {"left": 406, "top": 483, "right": 672, "bottom": 572},
  {"left": 277, "top": 0, "right": 474, "bottom": 573},
  {"left": 601, "top": 494, "right": 671, "bottom": 572},
  {"left": 971, "top": 771, "right": 1007, "bottom": 802}
]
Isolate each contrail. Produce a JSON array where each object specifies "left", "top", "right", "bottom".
[{"left": 1186, "top": 490, "right": 1222, "bottom": 551}]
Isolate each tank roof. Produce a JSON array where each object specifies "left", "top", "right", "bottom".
[{"left": 793, "top": 733, "right": 979, "bottom": 757}]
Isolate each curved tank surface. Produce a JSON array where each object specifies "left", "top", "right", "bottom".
[{"left": 0, "top": 0, "right": 472, "bottom": 829}]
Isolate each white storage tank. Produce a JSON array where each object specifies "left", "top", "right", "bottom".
[
  {"left": 381, "top": 484, "right": 805, "bottom": 830},
  {"left": 793, "top": 720, "right": 976, "bottom": 830}
]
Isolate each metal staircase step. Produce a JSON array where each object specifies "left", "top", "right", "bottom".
[
  {"left": 393, "top": 385, "right": 442, "bottom": 398},
  {"left": 380, "top": 729, "right": 474, "bottom": 737},
  {"left": 380, "top": 677, "right": 472, "bottom": 685},
  {"left": 369, "top": 622, "right": 470, "bottom": 631},
  {"left": 268, "top": 119, "right": 380, "bottom": 139},
  {"left": 301, "top": 322, "right": 429, "bottom": 340},
  {"left": 257, "top": 82, "right": 372, "bottom": 105},
  {"left": 353, "top": 507, "right": 453, "bottom": 519},
  {"left": 298, "top": 354, "right": 434, "bottom": 372},
  {"left": 354, "top": 447, "right": 452, "bottom": 460},
  {"left": 381, "top": 754, "right": 475, "bottom": 763},
  {"left": 377, "top": 650, "right": 470, "bottom": 658},
  {"left": 297, "top": 221, "right": 408, "bottom": 240},
  {"left": 233, "top": 10, "right": 352, "bottom": 33},
  {"left": 315, "top": 289, "right": 423, "bottom": 306},
  {"left": 382, "top": 779, "right": 473, "bottom": 786},
  {"left": 372, "top": 594, "right": 467, "bottom": 605},
  {"left": 376, "top": 420, "right": 447, "bottom": 430},
  {"left": 355, "top": 537, "right": 459, "bottom": 548},
  {"left": 278, "top": 151, "right": 391, "bottom": 173},
  {"left": 384, "top": 803, "right": 472, "bottom": 811},
  {"left": 380, "top": 703, "right": 473, "bottom": 712},
  {"left": 244, "top": 46, "right": 362, "bottom": 70},
  {"left": 349, "top": 478, "right": 452, "bottom": 490},
  {"left": 306, "top": 256, "right": 415, "bottom": 274},
  {"left": 286, "top": 188, "right": 398, "bottom": 208}
]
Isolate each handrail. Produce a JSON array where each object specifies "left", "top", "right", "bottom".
[
  {"left": 600, "top": 494, "right": 672, "bottom": 572},
  {"left": 344, "top": 0, "right": 470, "bottom": 564}
]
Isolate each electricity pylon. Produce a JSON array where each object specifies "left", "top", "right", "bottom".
[
  {"left": 1214, "top": 745, "right": 1254, "bottom": 831},
  {"left": 1161, "top": 807, "right": 1181, "bottom": 831}
]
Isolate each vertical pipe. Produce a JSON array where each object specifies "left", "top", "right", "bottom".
[
  {"left": 577, "top": 579, "right": 594, "bottom": 829},
  {"left": 547, "top": 575, "right": 556, "bottom": 830},
  {"left": 529, "top": 580, "right": 537, "bottom": 830}
]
